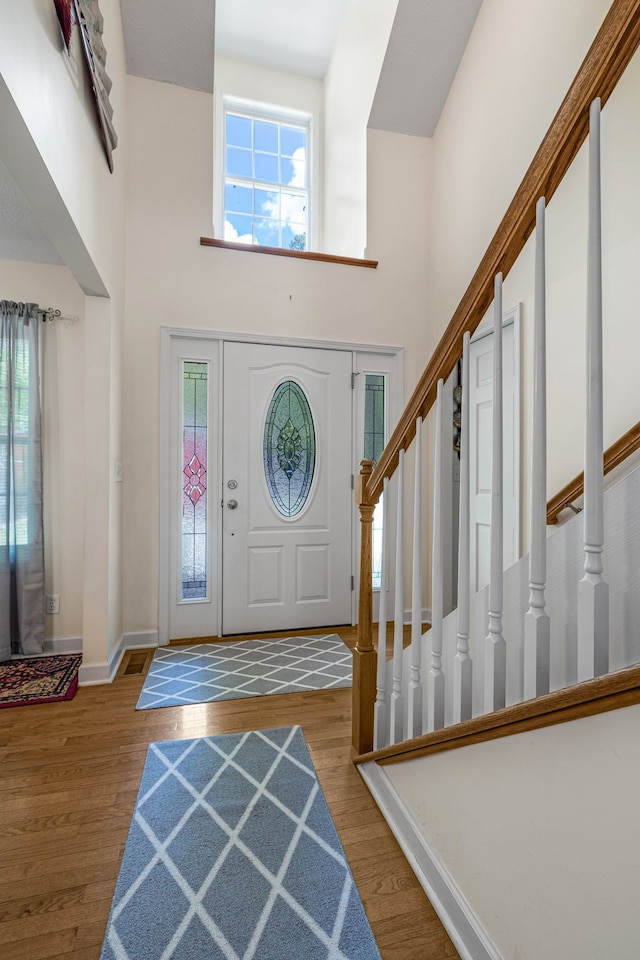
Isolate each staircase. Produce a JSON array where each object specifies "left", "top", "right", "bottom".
[
  {"left": 352, "top": 0, "right": 640, "bottom": 755},
  {"left": 350, "top": 3, "right": 640, "bottom": 957}
]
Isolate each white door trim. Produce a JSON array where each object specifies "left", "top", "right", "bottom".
[{"left": 159, "top": 327, "right": 404, "bottom": 644}]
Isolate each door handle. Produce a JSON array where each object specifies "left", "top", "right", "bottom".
[{"left": 227, "top": 499, "right": 238, "bottom": 510}]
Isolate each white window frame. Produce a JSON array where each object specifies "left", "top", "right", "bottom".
[{"left": 216, "top": 95, "right": 314, "bottom": 251}]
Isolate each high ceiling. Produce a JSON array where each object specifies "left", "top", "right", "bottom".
[
  {"left": 120, "top": 0, "right": 483, "bottom": 137},
  {"left": 1, "top": 0, "right": 482, "bottom": 266},
  {"left": 369, "top": 0, "right": 483, "bottom": 137}
]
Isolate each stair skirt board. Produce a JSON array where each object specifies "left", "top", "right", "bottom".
[{"left": 358, "top": 761, "right": 503, "bottom": 960}]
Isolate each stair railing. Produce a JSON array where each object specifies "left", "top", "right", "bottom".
[
  {"left": 352, "top": 0, "right": 640, "bottom": 754},
  {"left": 546, "top": 420, "right": 640, "bottom": 524}
]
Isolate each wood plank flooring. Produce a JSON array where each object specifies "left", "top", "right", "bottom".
[{"left": 0, "top": 629, "right": 459, "bottom": 960}]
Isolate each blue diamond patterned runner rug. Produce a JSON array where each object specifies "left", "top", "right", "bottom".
[
  {"left": 100, "top": 726, "right": 381, "bottom": 960},
  {"left": 136, "top": 634, "right": 351, "bottom": 710}
]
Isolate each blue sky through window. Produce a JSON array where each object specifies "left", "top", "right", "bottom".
[{"left": 224, "top": 107, "right": 309, "bottom": 250}]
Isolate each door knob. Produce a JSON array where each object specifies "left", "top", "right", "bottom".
[{"left": 227, "top": 499, "right": 238, "bottom": 510}]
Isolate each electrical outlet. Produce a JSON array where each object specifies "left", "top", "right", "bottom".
[{"left": 46, "top": 594, "right": 60, "bottom": 615}]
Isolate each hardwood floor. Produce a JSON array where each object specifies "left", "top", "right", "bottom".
[{"left": 0, "top": 630, "right": 459, "bottom": 960}]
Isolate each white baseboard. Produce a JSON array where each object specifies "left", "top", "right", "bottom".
[
  {"left": 43, "top": 635, "right": 82, "bottom": 655},
  {"left": 78, "top": 630, "right": 159, "bottom": 686},
  {"left": 358, "top": 761, "right": 503, "bottom": 960},
  {"left": 122, "top": 630, "right": 159, "bottom": 651},
  {"left": 78, "top": 660, "right": 113, "bottom": 686}
]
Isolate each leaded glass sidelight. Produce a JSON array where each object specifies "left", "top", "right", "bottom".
[
  {"left": 264, "top": 380, "right": 315, "bottom": 518},
  {"left": 364, "top": 374, "right": 386, "bottom": 590},
  {"left": 182, "top": 362, "right": 208, "bottom": 600},
  {"left": 364, "top": 374, "right": 385, "bottom": 464}
]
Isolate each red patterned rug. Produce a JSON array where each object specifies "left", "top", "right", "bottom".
[{"left": 0, "top": 654, "right": 82, "bottom": 708}]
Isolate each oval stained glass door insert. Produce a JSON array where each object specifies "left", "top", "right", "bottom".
[{"left": 264, "top": 380, "right": 316, "bottom": 517}]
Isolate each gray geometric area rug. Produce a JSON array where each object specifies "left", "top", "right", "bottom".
[
  {"left": 136, "top": 634, "right": 351, "bottom": 711},
  {"left": 99, "top": 726, "right": 381, "bottom": 960}
]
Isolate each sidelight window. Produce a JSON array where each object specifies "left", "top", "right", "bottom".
[{"left": 182, "top": 361, "right": 208, "bottom": 600}]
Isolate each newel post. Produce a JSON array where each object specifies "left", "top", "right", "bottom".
[{"left": 353, "top": 459, "right": 377, "bottom": 754}]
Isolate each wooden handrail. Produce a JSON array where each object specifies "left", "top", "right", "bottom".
[
  {"left": 547, "top": 420, "right": 640, "bottom": 524},
  {"left": 366, "top": 0, "right": 640, "bottom": 506}
]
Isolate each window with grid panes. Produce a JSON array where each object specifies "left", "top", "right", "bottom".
[{"left": 223, "top": 101, "right": 310, "bottom": 251}]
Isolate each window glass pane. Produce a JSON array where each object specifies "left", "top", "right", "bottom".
[
  {"left": 182, "top": 361, "right": 208, "bottom": 600},
  {"left": 224, "top": 182, "right": 253, "bottom": 214},
  {"left": 281, "top": 192, "right": 307, "bottom": 224},
  {"left": 364, "top": 374, "right": 385, "bottom": 463},
  {"left": 1, "top": 334, "right": 32, "bottom": 548},
  {"left": 364, "top": 374, "right": 386, "bottom": 589},
  {"left": 264, "top": 381, "right": 316, "bottom": 518},
  {"left": 371, "top": 493, "right": 384, "bottom": 591},
  {"left": 255, "top": 152, "right": 279, "bottom": 184},
  {"left": 226, "top": 114, "right": 252, "bottom": 148},
  {"left": 281, "top": 157, "right": 306, "bottom": 187},
  {"left": 255, "top": 188, "right": 279, "bottom": 218},
  {"left": 254, "top": 120, "right": 278, "bottom": 153},
  {"left": 282, "top": 224, "right": 307, "bottom": 251},
  {"left": 226, "top": 146, "right": 253, "bottom": 178},
  {"left": 283, "top": 231, "right": 307, "bottom": 250},
  {"left": 224, "top": 214, "right": 253, "bottom": 243},
  {"left": 281, "top": 126, "right": 306, "bottom": 158},
  {"left": 255, "top": 218, "right": 279, "bottom": 246}
]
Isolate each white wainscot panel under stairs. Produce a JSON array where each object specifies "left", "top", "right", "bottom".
[{"left": 362, "top": 702, "right": 640, "bottom": 960}]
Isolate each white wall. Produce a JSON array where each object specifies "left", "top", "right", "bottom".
[
  {"left": 385, "top": 703, "right": 640, "bottom": 960},
  {"left": 122, "top": 75, "right": 430, "bottom": 636},
  {"left": 430, "top": 0, "right": 613, "bottom": 331},
  {"left": 0, "top": 0, "right": 127, "bottom": 296},
  {"left": 0, "top": 0, "right": 128, "bottom": 673},
  {"left": 428, "top": 0, "right": 640, "bottom": 552},
  {"left": 323, "top": 0, "right": 399, "bottom": 257}
]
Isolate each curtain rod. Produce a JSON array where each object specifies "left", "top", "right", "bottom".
[{"left": 38, "top": 307, "right": 62, "bottom": 322}]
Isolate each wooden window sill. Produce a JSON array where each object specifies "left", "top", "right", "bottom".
[{"left": 200, "top": 236, "right": 378, "bottom": 269}]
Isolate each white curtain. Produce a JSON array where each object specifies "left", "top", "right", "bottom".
[{"left": 0, "top": 301, "right": 45, "bottom": 660}]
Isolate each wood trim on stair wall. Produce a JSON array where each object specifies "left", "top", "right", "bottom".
[
  {"left": 547, "top": 419, "right": 640, "bottom": 523},
  {"left": 353, "top": 663, "right": 640, "bottom": 766},
  {"left": 365, "top": 0, "right": 640, "bottom": 505}
]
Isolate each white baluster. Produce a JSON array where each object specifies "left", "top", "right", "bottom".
[
  {"left": 408, "top": 419, "right": 424, "bottom": 736},
  {"left": 524, "top": 197, "right": 551, "bottom": 699},
  {"left": 389, "top": 451, "right": 405, "bottom": 743},
  {"left": 578, "top": 97, "right": 609, "bottom": 680},
  {"left": 374, "top": 476, "right": 389, "bottom": 749},
  {"left": 454, "top": 335, "right": 473, "bottom": 722},
  {"left": 427, "top": 381, "right": 445, "bottom": 731},
  {"left": 485, "top": 273, "right": 506, "bottom": 712}
]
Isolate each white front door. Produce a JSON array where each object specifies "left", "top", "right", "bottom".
[
  {"left": 222, "top": 341, "right": 352, "bottom": 634},
  {"left": 468, "top": 310, "right": 520, "bottom": 593}
]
